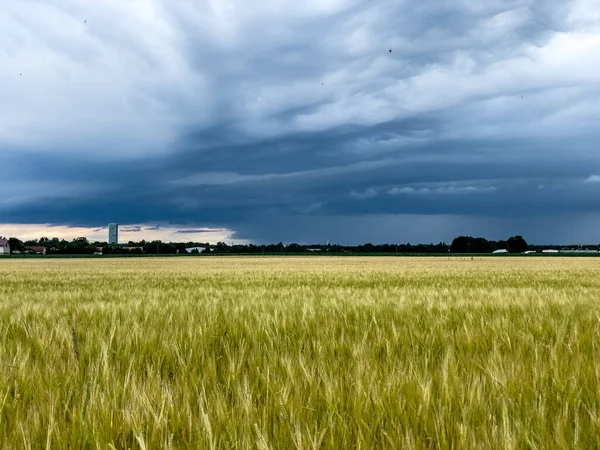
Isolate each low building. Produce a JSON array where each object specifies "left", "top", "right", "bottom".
[
  {"left": 0, "top": 238, "right": 10, "bottom": 255},
  {"left": 26, "top": 246, "right": 47, "bottom": 255},
  {"left": 492, "top": 249, "right": 508, "bottom": 254},
  {"left": 185, "top": 247, "right": 211, "bottom": 254}
]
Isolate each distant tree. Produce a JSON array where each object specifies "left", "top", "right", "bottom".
[
  {"left": 215, "top": 242, "right": 229, "bottom": 253},
  {"left": 468, "top": 237, "right": 492, "bottom": 253},
  {"left": 362, "top": 243, "right": 375, "bottom": 253},
  {"left": 65, "top": 237, "right": 93, "bottom": 254},
  {"left": 450, "top": 236, "right": 470, "bottom": 253},
  {"left": 507, "top": 236, "right": 528, "bottom": 254},
  {"left": 8, "top": 238, "right": 25, "bottom": 253},
  {"left": 72, "top": 237, "right": 89, "bottom": 247},
  {"left": 452, "top": 236, "right": 507, "bottom": 253},
  {"left": 246, "top": 244, "right": 260, "bottom": 254},
  {"left": 495, "top": 240, "right": 508, "bottom": 252},
  {"left": 285, "top": 243, "right": 302, "bottom": 253},
  {"left": 329, "top": 244, "right": 343, "bottom": 253}
]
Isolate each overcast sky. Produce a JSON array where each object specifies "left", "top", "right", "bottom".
[{"left": 1, "top": 0, "right": 600, "bottom": 244}]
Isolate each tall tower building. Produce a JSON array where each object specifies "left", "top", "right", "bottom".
[{"left": 108, "top": 223, "right": 119, "bottom": 244}]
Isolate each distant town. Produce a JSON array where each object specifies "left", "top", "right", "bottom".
[{"left": 0, "top": 224, "right": 598, "bottom": 256}]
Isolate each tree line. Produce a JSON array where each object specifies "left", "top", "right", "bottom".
[
  {"left": 449, "top": 236, "right": 528, "bottom": 254},
  {"left": 9, "top": 237, "right": 450, "bottom": 255},
  {"left": 5, "top": 235, "right": 599, "bottom": 256}
]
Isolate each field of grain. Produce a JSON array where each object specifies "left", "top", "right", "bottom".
[{"left": 1, "top": 257, "right": 600, "bottom": 449}]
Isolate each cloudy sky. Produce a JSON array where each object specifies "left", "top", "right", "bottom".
[{"left": 2, "top": 0, "right": 600, "bottom": 245}]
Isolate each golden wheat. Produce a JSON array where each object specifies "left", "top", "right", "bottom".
[{"left": 1, "top": 257, "right": 600, "bottom": 449}]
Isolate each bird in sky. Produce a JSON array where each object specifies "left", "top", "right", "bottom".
[
  {"left": 389, "top": 49, "right": 392, "bottom": 53},
  {"left": 84, "top": 20, "right": 87, "bottom": 24}
]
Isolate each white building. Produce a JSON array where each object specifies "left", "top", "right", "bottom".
[
  {"left": 492, "top": 249, "right": 508, "bottom": 254},
  {"left": 185, "top": 247, "right": 211, "bottom": 254},
  {"left": 0, "top": 238, "right": 10, "bottom": 255}
]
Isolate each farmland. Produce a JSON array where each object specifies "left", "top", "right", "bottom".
[{"left": 1, "top": 257, "right": 600, "bottom": 448}]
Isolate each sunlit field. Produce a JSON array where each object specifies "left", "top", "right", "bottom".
[{"left": 1, "top": 257, "right": 600, "bottom": 449}]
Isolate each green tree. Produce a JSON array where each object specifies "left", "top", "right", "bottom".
[
  {"left": 215, "top": 242, "right": 229, "bottom": 253},
  {"left": 468, "top": 238, "right": 492, "bottom": 253},
  {"left": 507, "top": 236, "right": 528, "bottom": 254},
  {"left": 70, "top": 237, "right": 90, "bottom": 248},
  {"left": 66, "top": 237, "right": 92, "bottom": 254},
  {"left": 451, "top": 236, "right": 470, "bottom": 253},
  {"left": 8, "top": 238, "right": 25, "bottom": 253}
]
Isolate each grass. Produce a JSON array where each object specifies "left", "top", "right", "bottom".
[{"left": 1, "top": 256, "right": 600, "bottom": 448}]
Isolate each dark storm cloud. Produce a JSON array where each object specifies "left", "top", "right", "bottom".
[
  {"left": 1, "top": 0, "right": 600, "bottom": 243},
  {"left": 175, "top": 228, "right": 229, "bottom": 234},
  {"left": 121, "top": 226, "right": 142, "bottom": 233}
]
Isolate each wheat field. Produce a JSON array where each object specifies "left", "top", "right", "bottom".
[{"left": 1, "top": 256, "right": 600, "bottom": 449}]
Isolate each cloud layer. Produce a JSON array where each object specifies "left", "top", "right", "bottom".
[{"left": 1, "top": 0, "right": 600, "bottom": 243}]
